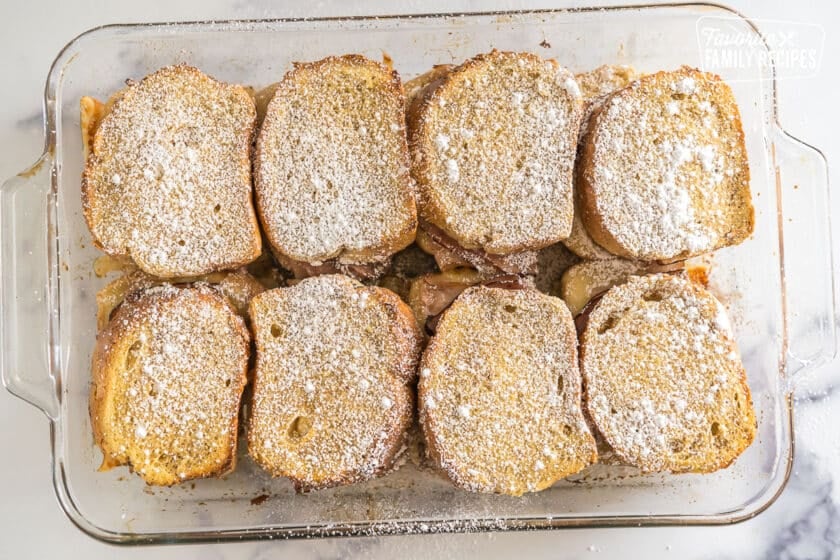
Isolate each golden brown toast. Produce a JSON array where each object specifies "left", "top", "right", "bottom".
[
  {"left": 578, "top": 67, "right": 754, "bottom": 262},
  {"left": 408, "top": 50, "right": 584, "bottom": 255},
  {"left": 247, "top": 275, "right": 422, "bottom": 491},
  {"left": 81, "top": 64, "right": 262, "bottom": 278},
  {"left": 575, "top": 64, "right": 639, "bottom": 107},
  {"left": 579, "top": 274, "right": 756, "bottom": 473},
  {"left": 90, "top": 284, "right": 250, "bottom": 485},
  {"left": 565, "top": 65, "right": 639, "bottom": 260},
  {"left": 419, "top": 286, "right": 597, "bottom": 495},
  {"left": 255, "top": 55, "right": 417, "bottom": 268}
]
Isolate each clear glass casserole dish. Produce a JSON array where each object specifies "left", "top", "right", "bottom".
[{"left": 0, "top": 2, "right": 835, "bottom": 544}]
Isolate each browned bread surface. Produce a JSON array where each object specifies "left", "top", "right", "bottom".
[
  {"left": 580, "top": 274, "right": 756, "bottom": 473},
  {"left": 419, "top": 286, "right": 597, "bottom": 495},
  {"left": 578, "top": 67, "right": 754, "bottom": 261},
  {"left": 255, "top": 55, "right": 417, "bottom": 267},
  {"left": 90, "top": 284, "right": 250, "bottom": 485},
  {"left": 247, "top": 275, "right": 422, "bottom": 491},
  {"left": 81, "top": 64, "right": 262, "bottom": 278},
  {"left": 405, "top": 65, "right": 454, "bottom": 110},
  {"left": 409, "top": 50, "right": 584, "bottom": 254}
]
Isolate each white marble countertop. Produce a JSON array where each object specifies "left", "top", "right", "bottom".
[{"left": 1, "top": 0, "right": 838, "bottom": 557}]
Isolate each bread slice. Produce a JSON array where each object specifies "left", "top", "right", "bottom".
[
  {"left": 96, "top": 268, "right": 267, "bottom": 330},
  {"left": 408, "top": 50, "right": 584, "bottom": 255},
  {"left": 578, "top": 67, "right": 754, "bottom": 262},
  {"left": 419, "top": 286, "right": 597, "bottom": 495},
  {"left": 81, "top": 64, "right": 262, "bottom": 278},
  {"left": 416, "top": 222, "right": 538, "bottom": 276},
  {"left": 255, "top": 55, "right": 417, "bottom": 269},
  {"left": 579, "top": 274, "right": 756, "bottom": 473},
  {"left": 90, "top": 284, "right": 250, "bottom": 485},
  {"left": 565, "top": 65, "right": 639, "bottom": 260},
  {"left": 247, "top": 274, "right": 422, "bottom": 491}
]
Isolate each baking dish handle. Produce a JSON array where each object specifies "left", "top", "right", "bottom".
[
  {"left": 0, "top": 154, "right": 59, "bottom": 420},
  {"left": 773, "top": 128, "right": 838, "bottom": 383}
]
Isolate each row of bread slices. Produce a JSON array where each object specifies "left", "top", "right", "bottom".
[
  {"left": 81, "top": 51, "right": 753, "bottom": 285},
  {"left": 91, "top": 269, "right": 755, "bottom": 495}
]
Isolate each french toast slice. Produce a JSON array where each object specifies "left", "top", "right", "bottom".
[
  {"left": 81, "top": 65, "right": 262, "bottom": 278},
  {"left": 247, "top": 275, "right": 422, "bottom": 491},
  {"left": 578, "top": 67, "right": 754, "bottom": 261},
  {"left": 419, "top": 286, "right": 597, "bottom": 495},
  {"left": 565, "top": 65, "right": 639, "bottom": 260},
  {"left": 408, "top": 50, "right": 584, "bottom": 254},
  {"left": 255, "top": 55, "right": 417, "bottom": 269},
  {"left": 579, "top": 274, "right": 756, "bottom": 473},
  {"left": 90, "top": 284, "right": 250, "bottom": 485}
]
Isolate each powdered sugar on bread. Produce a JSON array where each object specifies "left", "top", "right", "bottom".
[
  {"left": 255, "top": 55, "right": 416, "bottom": 266},
  {"left": 82, "top": 65, "right": 262, "bottom": 278},
  {"left": 410, "top": 51, "right": 584, "bottom": 254},
  {"left": 580, "top": 274, "right": 756, "bottom": 472},
  {"left": 579, "top": 67, "right": 753, "bottom": 261}
]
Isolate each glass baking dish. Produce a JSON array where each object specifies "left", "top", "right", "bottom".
[{"left": 0, "top": 2, "right": 835, "bottom": 544}]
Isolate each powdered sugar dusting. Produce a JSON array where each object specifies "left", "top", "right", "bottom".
[
  {"left": 256, "top": 56, "right": 415, "bottom": 265},
  {"left": 412, "top": 51, "right": 582, "bottom": 253},
  {"left": 94, "top": 284, "right": 249, "bottom": 484},
  {"left": 248, "top": 275, "right": 421, "bottom": 489},
  {"left": 580, "top": 274, "right": 755, "bottom": 472},
  {"left": 419, "top": 287, "right": 596, "bottom": 495},
  {"left": 564, "top": 65, "right": 639, "bottom": 260},
  {"left": 83, "top": 65, "right": 261, "bottom": 277},
  {"left": 583, "top": 68, "right": 753, "bottom": 260}
]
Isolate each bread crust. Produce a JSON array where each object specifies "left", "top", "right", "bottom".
[
  {"left": 578, "top": 67, "right": 754, "bottom": 262},
  {"left": 81, "top": 64, "right": 262, "bottom": 278},
  {"left": 247, "top": 275, "right": 422, "bottom": 491},
  {"left": 90, "top": 284, "right": 250, "bottom": 485},
  {"left": 408, "top": 50, "right": 583, "bottom": 255},
  {"left": 255, "top": 55, "right": 417, "bottom": 267},
  {"left": 418, "top": 286, "right": 597, "bottom": 495}
]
